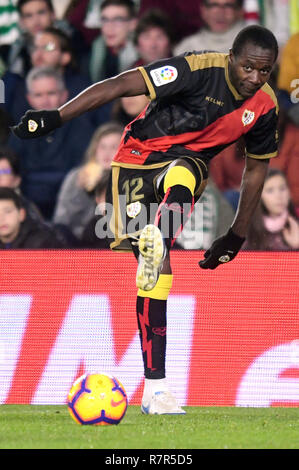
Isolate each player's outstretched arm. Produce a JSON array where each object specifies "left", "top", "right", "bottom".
[
  {"left": 199, "top": 156, "right": 269, "bottom": 269},
  {"left": 11, "top": 69, "right": 147, "bottom": 139}
]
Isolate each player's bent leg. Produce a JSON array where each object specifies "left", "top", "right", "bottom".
[
  {"left": 137, "top": 273, "right": 185, "bottom": 415},
  {"left": 157, "top": 159, "right": 196, "bottom": 251},
  {"left": 136, "top": 160, "right": 197, "bottom": 291}
]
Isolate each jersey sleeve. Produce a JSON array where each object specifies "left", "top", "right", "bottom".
[
  {"left": 138, "top": 54, "right": 201, "bottom": 101},
  {"left": 244, "top": 106, "right": 279, "bottom": 160}
]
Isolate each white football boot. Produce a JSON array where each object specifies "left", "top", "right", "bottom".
[
  {"left": 136, "top": 224, "right": 166, "bottom": 291},
  {"left": 141, "top": 391, "right": 186, "bottom": 415}
]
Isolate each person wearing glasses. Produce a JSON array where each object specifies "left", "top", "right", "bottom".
[
  {"left": 9, "top": 67, "right": 94, "bottom": 220},
  {"left": 175, "top": 0, "right": 246, "bottom": 55},
  {"left": 7, "top": 0, "right": 85, "bottom": 78},
  {"left": 89, "top": 0, "right": 138, "bottom": 83},
  {"left": 11, "top": 26, "right": 112, "bottom": 128}
]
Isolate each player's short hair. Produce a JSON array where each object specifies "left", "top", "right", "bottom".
[
  {"left": 100, "top": 0, "right": 136, "bottom": 17},
  {"left": 232, "top": 25, "right": 279, "bottom": 61},
  {"left": 0, "top": 147, "right": 21, "bottom": 176},
  {"left": 0, "top": 187, "right": 24, "bottom": 209},
  {"left": 17, "top": 0, "right": 54, "bottom": 14},
  {"left": 26, "top": 66, "right": 66, "bottom": 93},
  {"left": 134, "top": 8, "right": 176, "bottom": 45}
]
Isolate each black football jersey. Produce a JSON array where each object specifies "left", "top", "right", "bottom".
[{"left": 113, "top": 52, "right": 278, "bottom": 166}]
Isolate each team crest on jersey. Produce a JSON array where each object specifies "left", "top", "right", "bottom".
[
  {"left": 242, "top": 109, "right": 255, "bottom": 126},
  {"left": 150, "top": 66, "right": 178, "bottom": 87},
  {"left": 126, "top": 201, "right": 142, "bottom": 218}
]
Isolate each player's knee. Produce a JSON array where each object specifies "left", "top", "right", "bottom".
[
  {"left": 137, "top": 273, "right": 173, "bottom": 300},
  {"left": 163, "top": 162, "right": 196, "bottom": 196}
]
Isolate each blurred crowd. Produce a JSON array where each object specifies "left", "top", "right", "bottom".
[{"left": 0, "top": 0, "right": 298, "bottom": 251}]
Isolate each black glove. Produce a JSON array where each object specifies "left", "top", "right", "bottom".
[
  {"left": 11, "top": 109, "right": 62, "bottom": 139},
  {"left": 199, "top": 228, "right": 245, "bottom": 270}
]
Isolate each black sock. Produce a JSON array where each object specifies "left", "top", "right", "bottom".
[{"left": 136, "top": 296, "right": 167, "bottom": 379}]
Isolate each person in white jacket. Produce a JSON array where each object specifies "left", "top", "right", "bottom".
[{"left": 174, "top": 0, "right": 245, "bottom": 55}]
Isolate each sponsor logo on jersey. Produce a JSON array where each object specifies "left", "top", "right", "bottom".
[
  {"left": 205, "top": 96, "right": 224, "bottom": 107},
  {"left": 242, "top": 109, "right": 255, "bottom": 126},
  {"left": 150, "top": 66, "right": 178, "bottom": 87}
]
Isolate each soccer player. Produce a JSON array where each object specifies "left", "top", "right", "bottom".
[{"left": 12, "top": 25, "right": 279, "bottom": 414}]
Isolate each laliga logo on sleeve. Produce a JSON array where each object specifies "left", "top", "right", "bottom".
[
  {"left": 150, "top": 66, "right": 178, "bottom": 87},
  {"left": 28, "top": 119, "right": 38, "bottom": 132},
  {"left": 242, "top": 109, "right": 255, "bottom": 126}
]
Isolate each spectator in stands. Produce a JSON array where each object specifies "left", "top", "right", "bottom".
[
  {"left": 132, "top": 8, "right": 175, "bottom": 67},
  {"left": 8, "top": 0, "right": 56, "bottom": 76},
  {"left": 31, "top": 27, "right": 89, "bottom": 86},
  {"left": 8, "top": 66, "right": 94, "bottom": 220},
  {"left": 243, "top": 168, "right": 299, "bottom": 251},
  {"left": 174, "top": 0, "right": 245, "bottom": 55},
  {"left": 80, "top": 170, "right": 112, "bottom": 248},
  {"left": 53, "top": 121, "right": 123, "bottom": 238},
  {"left": 0, "top": 146, "right": 44, "bottom": 222},
  {"left": 89, "top": 0, "right": 138, "bottom": 82},
  {"left": 0, "top": 187, "right": 64, "bottom": 248},
  {"left": 274, "top": 32, "right": 299, "bottom": 213},
  {"left": 258, "top": 0, "right": 290, "bottom": 53},
  {"left": 10, "top": 27, "right": 111, "bottom": 125},
  {"left": 8, "top": 0, "right": 85, "bottom": 77},
  {"left": 66, "top": 0, "right": 101, "bottom": 46},
  {"left": 0, "top": 0, "right": 20, "bottom": 63},
  {"left": 112, "top": 94, "right": 149, "bottom": 126},
  {"left": 138, "top": 0, "right": 203, "bottom": 43}
]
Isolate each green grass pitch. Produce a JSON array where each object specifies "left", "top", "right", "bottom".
[{"left": 0, "top": 405, "right": 298, "bottom": 449}]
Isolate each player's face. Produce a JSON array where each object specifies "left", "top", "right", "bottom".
[
  {"left": 20, "top": 0, "right": 54, "bottom": 35},
  {"left": 229, "top": 44, "right": 275, "bottom": 99},
  {"left": 0, "top": 200, "right": 25, "bottom": 243},
  {"left": 262, "top": 174, "right": 290, "bottom": 217},
  {"left": 31, "top": 32, "right": 70, "bottom": 68},
  {"left": 95, "top": 132, "right": 122, "bottom": 169},
  {"left": 27, "top": 77, "right": 68, "bottom": 110},
  {"left": 137, "top": 27, "right": 171, "bottom": 64},
  {"left": 201, "top": 0, "right": 242, "bottom": 33},
  {"left": 100, "top": 5, "right": 136, "bottom": 49},
  {"left": 0, "top": 159, "right": 21, "bottom": 189}
]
